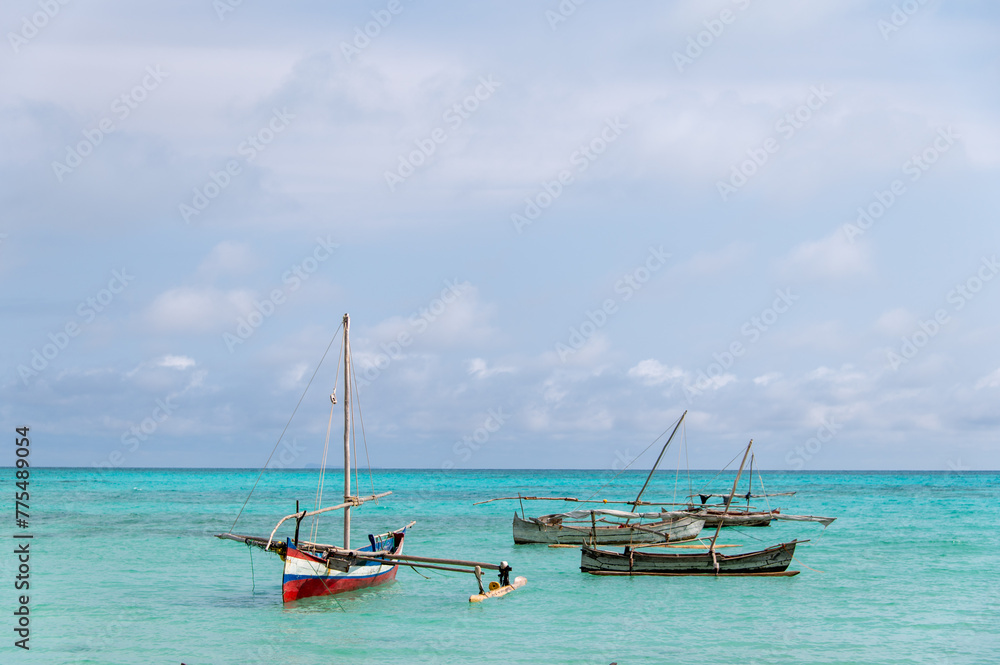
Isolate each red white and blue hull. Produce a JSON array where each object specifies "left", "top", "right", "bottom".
[{"left": 282, "top": 528, "right": 407, "bottom": 603}]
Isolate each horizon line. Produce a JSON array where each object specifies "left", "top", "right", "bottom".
[{"left": 6, "top": 466, "right": 997, "bottom": 473}]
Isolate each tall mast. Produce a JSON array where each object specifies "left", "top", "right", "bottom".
[
  {"left": 343, "top": 313, "right": 351, "bottom": 550},
  {"left": 629, "top": 410, "right": 687, "bottom": 515}
]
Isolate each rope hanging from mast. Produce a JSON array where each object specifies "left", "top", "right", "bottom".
[
  {"left": 350, "top": 358, "right": 378, "bottom": 499},
  {"left": 691, "top": 447, "right": 746, "bottom": 500},
  {"left": 352, "top": 384, "right": 360, "bottom": 506},
  {"left": 310, "top": 393, "right": 337, "bottom": 543},
  {"left": 584, "top": 412, "right": 686, "bottom": 502},
  {"left": 228, "top": 322, "right": 344, "bottom": 534}
]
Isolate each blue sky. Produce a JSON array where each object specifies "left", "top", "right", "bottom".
[{"left": 2, "top": 0, "right": 998, "bottom": 471}]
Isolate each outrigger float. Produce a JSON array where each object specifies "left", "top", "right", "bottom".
[
  {"left": 216, "top": 314, "right": 525, "bottom": 603},
  {"left": 470, "top": 575, "right": 528, "bottom": 603}
]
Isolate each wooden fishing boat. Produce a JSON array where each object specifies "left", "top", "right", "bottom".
[
  {"left": 581, "top": 540, "right": 802, "bottom": 575},
  {"left": 580, "top": 440, "right": 806, "bottom": 577},
  {"left": 681, "top": 507, "right": 835, "bottom": 528},
  {"left": 681, "top": 507, "right": 776, "bottom": 527},
  {"left": 480, "top": 411, "right": 708, "bottom": 545},
  {"left": 218, "top": 314, "right": 517, "bottom": 602},
  {"left": 681, "top": 454, "right": 834, "bottom": 528},
  {"left": 513, "top": 510, "right": 704, "bottom": 545},
  {"left": 280, "top": 530, "right": 404, "bottom": 601}
]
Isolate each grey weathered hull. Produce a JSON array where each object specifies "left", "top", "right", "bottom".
[
  {"left": 684, "top": 508, "right": 774, "bottom": 527},
  {"left": 580, "top": 540, "right": 799, "bottom": 575},
  {"left": 513, "top": 513, "right": 704, "bottom": 545}
]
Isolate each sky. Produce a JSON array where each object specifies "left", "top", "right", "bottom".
[{"left": 1, "top": 0, "right": 998, "bottom": 471}]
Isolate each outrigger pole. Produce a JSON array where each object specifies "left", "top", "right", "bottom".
[{"left": 215, "top": 532, "right": 502, "bottom": 576}]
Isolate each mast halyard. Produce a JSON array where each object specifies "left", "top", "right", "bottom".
[
  {"left": 343, "top": 313, "right": 352, "bottom": 550},
  {"left": 708, "top": 439, "right": 753, "bottom": 553},
  {"left": 626, "top": 410, "right": 687, "bottom": 521}
]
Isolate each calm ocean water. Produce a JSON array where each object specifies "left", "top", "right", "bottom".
[{"left": 4, "top": 468, "right": 998, "bottom": 664}]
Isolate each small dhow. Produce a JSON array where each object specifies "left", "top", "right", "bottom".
[
  {"left": 580, "top": 440, "right": 809, "bottom": 577},
  {"left": 480, "top": 411, "right": 706, "bottom": 545},
  {"left": 512, "top": 509, "right": 704, "bottom": 545},
  {"left": 680, "top": 454, "right": 834, "bottom": 528},
  {"left": 217, "top": 314, "right": 522, "bottom": 603}
]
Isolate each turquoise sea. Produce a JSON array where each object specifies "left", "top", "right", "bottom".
[{"left": 3, "top": 468, "right": 998, "bottom": 664}]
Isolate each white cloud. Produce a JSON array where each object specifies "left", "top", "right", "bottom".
[
  {"left": 125, "top": 355, "right": 197, "bottom": 379},
  {"left": 366, "top": 282, "right": 498, "bottom": 351},
  {"left": 699, "top": 373, "right": 737, "bottom": 391},
  {"left": 144, "top": 287, "right": 255, "bottom": 333},
  {"left": 753, "top": 372, "right": 781, "bottom": 386},
  {"left": 875, "top": 308, "right": 915, "bottom": 337},
  {"left": 779, "top": 231, "right": 872, "bottom": 281},
  {"left": 627, "top": 359, "right": 685, "bottom": 386},
  {"left": 279, "top": 363, "right": 309, "bottom": 390},
  {"left": 157, "top": 355, "right": 196, "bottom": 370},
  {"left": 544, "top": 333, "right": 612, "bottom": 368},
  {"left": 5, "top": 3, "right": 1000, "bottom": 470},
  {"left": 975, "top": 368, "right": 1000, "bottom": 389},
  {"left": 196, "top": 241, "right": 259, "bottom": 281},
  {"left": 467, "top": 358, "right": 515, "bottom": 379}
]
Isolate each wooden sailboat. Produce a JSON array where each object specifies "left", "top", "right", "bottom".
[
  {"left": 485, "top": 411, "right": 706, "bottom": 545},
  {"left": 681, "top": 453, "right": 834, "bottom": 528},
  {"left": 218, "top": 314, "right": 518, "bottom": 602},
  {"left": 581, "top": 440, "right": 806, "bottom": 577},
  {"left": 581, "top": 540, "right": 801, "bottom": 576},
  {"left": 512, "top": 509, "right": 703, "bottom": 545},
  {"left": 681, "top": 508, "right": 776, "bottom": 527}
]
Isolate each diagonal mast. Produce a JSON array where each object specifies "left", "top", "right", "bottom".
[
  {"left": 343, "top": 313, "right": 351, "bottom": 550},
  {"left": 628, "top": 410, "right": 687, "bottom": 515},
  {"left": 709, "top": 439, "right": 753, "bottom": 552}
]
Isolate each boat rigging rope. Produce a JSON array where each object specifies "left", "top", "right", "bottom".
[
  {"left": 247, "top": 542, "right": 255, "bottom": 593},
  {"left": 406, "top": 563, "right": 432, "bottom": 579},
  {"left": 310, "top": 337, "right": 346, "bottom": 542},
  {"left": 315, "top": 575, "right": 348, "bottom": 611},
  {"left": 310, "top": 399, "right": 336, "bottom": 543},
  {"left": 673, "top": 421, "right": 693, "bottom": 506},
  {"left": 692, "top": 447, "right": 745, "bottom": 497},
  {"left": 228, "top": 322, "right": 343, "bottom": 534},
  {"left": 352, "top": 394, "right": 359, "bottom": 502},
  {"left": 791, "top": 553, "right": 825, "bottom": 573},
  {"left": 350, "top": 360, "right": 377, "bottom": 499},
  {"left": 755, "top": 465, "right": 774, "bottom": 514},
  {"left": 583, "top": 417, "right": 680, "bottom": 501},
  {"left": 685, "top": 421, "right": 693, "bottom": 503},
  {"left": 673, "top": 428, "right": 682, "bottom": 505}
]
